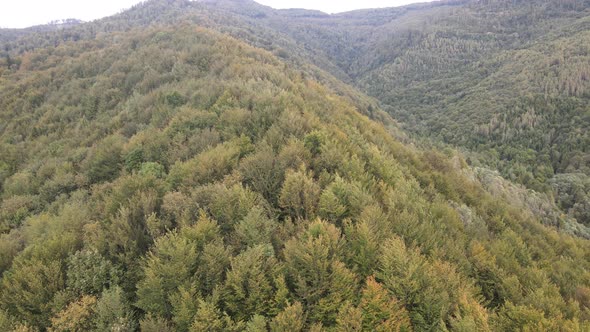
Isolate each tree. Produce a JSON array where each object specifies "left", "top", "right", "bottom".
[
  {"left": 84, "top": 136, "right": 123, "bottom": 184},
  {"left": 94, "top": 286, "right": 135, "bottom": 332},
  {"left": 124, "top": 147, "right": 144, "bottom": 173},
  {"left": 190, "top": 299, "right": 225, "bottom": 332},
  {"left": 335, "top": 303, "right": 362, "bottom": 332},
  {"left": 140, "top": 314, "right": 174, "bottom": 332},
  {"left": 270, "top": 302, "right": 306, "bottom": 332},
  {"left": 49, "top": 295, "right": 97, "bottom": 332},
  {"left": 344, "top": 205, "right": 389, "bottom": 279},
  {"left": 245, "top": 315, "right": 267, "bottom": 332},
  {"left": 170, "top": 286, "right": 200, "bottom": 332},
  {"left": 318, "top": 189, "right": 346, "bottom": 221},
  {"left": 0, "top": 310, "right": 15, "bottom": 331},
  {"left": 0, "top": 258, "right": 65, "bottom": 328},
  {"left": 378, "top": 237, "right": 465, "bottom": 330},
  {"left": 139, "top": 162, "right": 166, "bottom": 178},
  {"left": 192, "top": 183, "right": 264, "bottom": 235},
  {"left": 279, "top": 168, "right": 320, "bottom": 220},
  {"left": 318, "top": 176, "right": 373, "bottom": 221},
  {"left": 239, "top": 145, "right": 285, "bottom": 204},
  {"left": 304, "top": 131, "right": 325, "bottom": 156},
  {"left": 359, "top": 276, "right": 412, "bottom": 332},
  {"left": 167, "top": 137, "right": 253, "bottom": 189},
  {"left": 283, "top": 220, "right": 357, "bottom": 326},
  {"left": 233, "top": 206, "right": 276, "bottom": 250},
  {"left": 189, "top": 299, "right": 242, "bottom": 332},
  {"left": 223, "top": 245, "right": 277, "bottom": 320},
  {"left": 66, "top": 249, "right": 120, "bottom": 296},
  {"left": 136, "top": 230, "right": 198, "bottom": 318}
]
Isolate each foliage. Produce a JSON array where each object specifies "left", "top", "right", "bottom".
[{"left": 0, "top": 2, "right": 589, "bottom": 330}]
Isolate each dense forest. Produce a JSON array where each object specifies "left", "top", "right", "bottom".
[
  {"left": 1, "top": 0, "right": 590, "bottom": 331},
  {"left": 189, "top": 0, "right": 590, "bottom": 227}
]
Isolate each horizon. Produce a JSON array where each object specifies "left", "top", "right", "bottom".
[{"left": 0, "top": 0, "right": 434, "bottom": 29}]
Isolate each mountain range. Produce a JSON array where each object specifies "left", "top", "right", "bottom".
[{"left": 0, "top": 0, "right": 589, "bottom": 330}]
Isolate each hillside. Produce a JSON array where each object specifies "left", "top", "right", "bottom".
[
  {"left": 0, "top": 0, "right": 590, "bottom": 331},
  {"left": 195, "top": 0, "right": 590, "bottom": 225}
]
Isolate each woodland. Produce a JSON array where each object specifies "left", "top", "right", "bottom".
[{"left": 0, "top": 0, "right": 589, "bottom": 331}]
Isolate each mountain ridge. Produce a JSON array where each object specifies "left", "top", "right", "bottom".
[{"left": 0, "top": 0, "right": 590, "bottom": 331}]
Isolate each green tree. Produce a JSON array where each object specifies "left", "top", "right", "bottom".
[
  {"left": 170, "top": 286, "right": 200, "bottom": 332},
  {"left": 0, "top": 258, "right": 65, "bottom": 328},
  {"left": 140, "top": 314, "right": 174, "bottom": 332},
  {"left": 136, "top": 230, "right": 198, "bottom": 318},
  {"left": 239, "top": 145, "right": 285, "bottom": 204},
  {"left": 335, "top": 303, "right": 362, "bottom": 332},
  {"left": 270, "top": 302, "right": 306, "bottom": 332},
  {"left": 359, "top": 276, "right": 412, "bottom": 332},
  {"left": 283, "top": 220, "right": 357, "bottom": 325},
  {"left": 66, "top": 249, "right": 120, "bottom": 296},
  {"left": 378, "top": 237, "right": 465, "bottom": 330},
  {"left": 223, "top": 245, "right": 277, "bottom": 320},
  {"left": 279, "top": 168, "right": 320, "bottom": 220},
  {"left": 233, "top": 206, "right": 276, "bottom": 250},
  {"left": 94, "top": 286, "right": 135, "bottom": 332},
  {"left": 245, "top": 315, "right": 268, "bottom": 332},
  {"left": 304, "top": 131, "right": 325, "bottom": 156},
  {"left": 189, "top": 299, "right": 242, "bottom": 332},
  {"left": 49, "top": 296, "right": 97, "bottom": 332},
  {"left": 84, "top": 136, "right": 124, "bottom": 183},
  {"left": 124, "top": 147, "right": 144, "bottom": 173}
]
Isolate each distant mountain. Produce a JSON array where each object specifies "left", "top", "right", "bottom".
[
  {"left": 190, "top": 0, "right": 590, "bottom": 225},
  {"left": 1, "top": 0, "right": 590, "bottom": 331}
]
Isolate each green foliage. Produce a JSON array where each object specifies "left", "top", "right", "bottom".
[
  {"left": 139, "top": 162, "right": 166, "bottom": 178},
  {"left": 124, "top": 147, "right": 144, "bottom": 173},
  {"left": 358, "top": 276, "right": 412, "bottom": 331},
  {"left": 94, "top": 286, "right": 135, "bottom": 332},
  {"left": 551, "top": 173, "right": 590, "bottom": 225},
  {"left": 233, "top": 206, "right": 276, "bottom": 250},
  {"left": 318, "top": 176, "right": 373, "bottom": 222},
  {"left": 168, "top": 137, "right": 253, "bottom": 189},
  {"left": 136, "top": 229, "right": 200, "bottom": 317},
  {"left": 269, "top": 302, "right": 306, "bottom": 332},
  {"left": 49, "top": 295, "right": 97, "bottom": 332},
  {"left": 378, "top": 237, "right": 467, "bottom": 330},
  {"left": 1, "top": 258, "right": 65, "bottom": 328},
  {"left": 283, "top": 220, "right": 357, "bottom": 325},
  {"left": 170, "top": 286, "right": 200, "bottom": 332},
  {"left": 84, "top": 136, "right": 124, "bottom": 184},
  {"left": 140, "top": 314, "right": 174, "bottom": 332},
  {"left": 189, "top": 298, "right": 242, "bottom": 332},
  {"left": 170, "top": 0, "right": 590, "bottom": 224},
  {"left": 165, "top": 91, "right": 186, "bottom": 108},
  {"left": 279, "top": 168, "right": 321, "bottom": 220},
  {"left": 304, "top": 131, "right": 324, "bottom": 156},
  {"left": 245, "top": 314, "right": 268, "bottom": 332},
  {"left": 239, "top": 145, "right": 286, "bottom": 204},
  {"left": 222, "top": 245, "right": 277, "bottom": 320},
  {"left": 66, "top": 250, "right": 119, "bottom": 296}
]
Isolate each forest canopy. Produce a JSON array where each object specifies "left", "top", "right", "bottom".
[{"left": 0, "top": 0, "right": 590, "bottom": 331}]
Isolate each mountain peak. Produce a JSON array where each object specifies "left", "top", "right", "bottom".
[{"left": 1, "top": 1, "right": 590, "bottom": 331}]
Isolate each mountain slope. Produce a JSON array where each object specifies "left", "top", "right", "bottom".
[
  {"left": 174, "top": 0, "right": 590, "bottom": 225},
  {"left": 0, "top": 1, "right": 590, "bottom": 331}
]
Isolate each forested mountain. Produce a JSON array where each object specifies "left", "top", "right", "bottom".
[
  {"left": 191, "top": 0, "right": 590, "bottom": 227},
  {"left": 1, "top": 0, "right": 590, "bottom": 331}
]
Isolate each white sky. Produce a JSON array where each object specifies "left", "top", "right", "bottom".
[{"left": 0, "top": 0, "right": 428, "bottom": 29}]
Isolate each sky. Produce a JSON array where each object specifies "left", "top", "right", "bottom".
[{"left": 0, "top": 0, "right": 427, "bottom": 29}]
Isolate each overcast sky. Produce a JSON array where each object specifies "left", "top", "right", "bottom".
[{"left": 0, "top": 0, "right": 428, "bottom": 29}]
